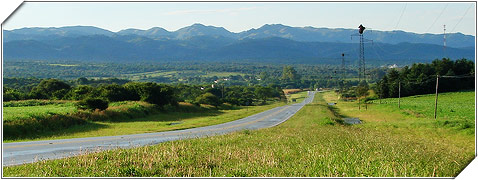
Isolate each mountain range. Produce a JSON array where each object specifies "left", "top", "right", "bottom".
[{"left": 3, "top": 24, "right": 475, "bottom": 64}]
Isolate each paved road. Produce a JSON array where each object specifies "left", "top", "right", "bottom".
[{"left": 3, "top": 91, "right": 316, "bottom": 166}]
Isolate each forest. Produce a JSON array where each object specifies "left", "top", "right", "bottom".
[{"left": 375, "top": 58, "right": 474, "bottom": 99}]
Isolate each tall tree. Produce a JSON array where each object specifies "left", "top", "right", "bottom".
[
  {"left": 30, "top": 79, "right": 71, "bottom": 99},
  {"left": 281, "top": 66, "right": 300, "bottom": 82}
]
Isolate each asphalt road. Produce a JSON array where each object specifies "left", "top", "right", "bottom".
[{"left": 3, "top": 91, "right": 316, "bottom": 166}]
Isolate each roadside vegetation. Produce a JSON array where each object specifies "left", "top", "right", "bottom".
[
  {"left": 3, "top": 91, "right": 473, "bottom": 177},
  {"left": 3, "top": 100, "right": 286, "bottom": 143},
  {"left": 3, "top": 78, "right": 291, "bottom": 142}
]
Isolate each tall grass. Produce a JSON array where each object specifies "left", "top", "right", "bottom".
[
  {"left": 3, "top": 99, "right": 72, "bottom": 107},
  {"left": 3, "top": 100, "right": 286, "bottom": 142},
  {"left": 3, "top": 101, "right": 159, "bottom": 141},
  {"left": 4, "top": 92, "right": 473, "bottom": 177}
]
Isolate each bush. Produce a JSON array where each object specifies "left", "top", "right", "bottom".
[
  {"left": 123, "top": 82, "right": 177, "bottom": 107},
  {"left": 29, "top": 79, "right": 71, "bottom": 99},
  {"left": 196, "top": 93, "right": 222, "bottom": 108},
  {"left": 3, "top": 114, "right": 87, "bottom": 140},
  {"left": 76, "top": 97, "right": 109, "bottom": 111}
]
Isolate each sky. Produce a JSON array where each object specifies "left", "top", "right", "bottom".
[{"left": 2, "top": 1, "right": 476, "bottom": 36}]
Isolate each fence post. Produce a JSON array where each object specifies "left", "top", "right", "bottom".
[
  {"left": 434, "top": 75, "right": 439, "bottom": 119},
  {"left": 398, "top": 80, "right": 401, "bottom": 109}
]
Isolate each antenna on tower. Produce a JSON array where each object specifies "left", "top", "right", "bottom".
[{"left": 443, "top": 24, "right": 446, "bottom": 57}]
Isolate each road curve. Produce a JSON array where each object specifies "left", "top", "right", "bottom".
[{"left": 3, "top": 91, "right": 315, "bottom": 166}]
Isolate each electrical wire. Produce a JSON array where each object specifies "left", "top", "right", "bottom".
[
  {"left": 450, "top": 3, "right": 474, "bottom": 33},
  {"left": 371, "top": 43, "right": 384, "bottom": 62},
  {"left": 373, "top": 42, "right": 415, "bottom": 55},
  {"left": 426, "top": 3, "right": 449, "bottom": 32},
  {"left": 394, "top": 3, "right": 408, "bottom": 30}
]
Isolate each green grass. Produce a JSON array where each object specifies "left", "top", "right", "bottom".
[
  {"left": 3, "top": 92, "right": 473, "bottom": 177},
  {"left": 323, "top": 90, "right": 474, "bottom": 135},
  {"left": 369, "top": 91, "right": 474, "bottom": 131},
  {"left": 48, "top": 64, "right": 79, "bottom": 67},
  {"left": 120, "top": 70, "right": 246, "bottom": 81},
  {"left": 286, "top": 91, "right": 308, "bottom": 103},
  {"left": 3, "top": 103, "right": 77, "bottom": 122},
  {"left": 3, "top": 101, "right": 285, "bottom": 143},
  {"left": 199, "top": 72, "right": 245, "bottom": 78}
]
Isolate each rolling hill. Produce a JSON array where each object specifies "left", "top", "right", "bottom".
[{"left": 3, "top": 24, "right": 475, "bottom": 64}]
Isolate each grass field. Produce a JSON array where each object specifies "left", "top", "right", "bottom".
[
  {"left": 282, "top": 89, "right": 303, "bottom": 95},
  {"left": 324, "top": 90, "right": 475, "bottom": 135},
  {"left": 120, "top": 70, "right": 245, "bottom": 81},
  {"left": 3, "top": 103, "right": 77, "bottom": 122},
  {"left": 370, "top": 91, "right": 474, "bottom": 130},
  {"left": 48, "top": 64, "right": 79, "bottom": 67},
  {"left": 3, "top": 98, "right": 287, "bottom": 142},
  {"left": 3, "top": 91, "right": 474, "bottom": 177}
]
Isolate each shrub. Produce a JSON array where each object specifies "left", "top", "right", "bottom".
[
  {"left": 196, "top": 93, "right": 222, "bottom": 108},
  {"left": 3, "top": 114, "right": 87, "bottom": 140},
  {"left": 123, "top": 82, "right": 177, "bottom": 107},
  {"left": 76, "top": 97, "right": 109, "bottom": 111},
  {"left": 29, "top": 79, "right": 71, "bottom": 99}
]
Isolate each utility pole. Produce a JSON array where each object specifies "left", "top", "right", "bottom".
[
  {"left": 398, "top": 80, "right": 401, "bottom": 109},
  {"left": 341, "top": 53, "right": 346, "bottom": 81},
  {"left": 434, "top": 75, "right": 439, "bottom": 119},
  {"left": 358, "top": 97, "right": 361, "bottom": 110}
]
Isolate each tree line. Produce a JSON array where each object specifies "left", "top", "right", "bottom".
[
  {"left": 3, "top": 78, "right": 286, "bottom": 110},
  {"left": 375, "top": 58, "right": 474, "bottom": 99},
  {"left": 4, "top": 59, "right": 389, "bottom": 89}
]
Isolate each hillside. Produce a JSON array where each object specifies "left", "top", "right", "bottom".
[
  {"left": 3, "top": 24, "right": 475, "bottom": 64},
  {"left": 3, "top": 35, "right": 474, "bottom": 64},
  {"left": 4, "top": 24, "right": 474, "bottom": 48}
]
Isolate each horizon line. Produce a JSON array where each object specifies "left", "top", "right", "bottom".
[{"left": 3, "top": 23, "right": 473, "bottom": 36}]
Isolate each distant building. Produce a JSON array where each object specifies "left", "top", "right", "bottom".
[{"left": 388, "top": 64, "right": 398, "bottom": 69}]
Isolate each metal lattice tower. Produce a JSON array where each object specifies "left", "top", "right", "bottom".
[
  {"left": 351, "top": 24, "right": 371, "bottom": 82},
  {"left": 358, "top": 24, "right": 366, "bottom": 82}
]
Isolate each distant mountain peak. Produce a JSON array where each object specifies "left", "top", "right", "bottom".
[
  {"left": 191, "top": 23, "right": 206, "bottom": 27},
  {"left": 4, "top": 24, "right": 474, "bottom": 48},
  {"left": 262, "top": 24, "right": 287, "bottom": 27}
]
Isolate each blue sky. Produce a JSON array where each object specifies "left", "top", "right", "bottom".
[{"left": 3, "top": 2, "right": 476, "bottom": 35}]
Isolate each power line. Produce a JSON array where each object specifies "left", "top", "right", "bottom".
[
  {"left": 450, "top": 3, "right": 474, "bottom": 33},
  {"left": 373, "top": 42, "right": 415, "bottom": 55},
  {"left": 394, "top": 3, "right": 408, "bottom": 29},
  {"left": 426, "top": 3, "right": 449, "bottom": 32}
]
